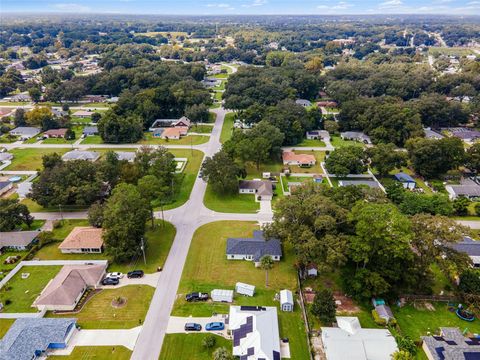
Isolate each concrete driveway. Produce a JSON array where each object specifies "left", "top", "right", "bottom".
[
  {"left": 166, "top": 314, "right": 230, "bottom": 338},
  {"left": 99, "top": 273, "right": 160, "bottom": 289}
]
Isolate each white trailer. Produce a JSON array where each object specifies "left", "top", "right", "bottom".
[
  {"left": 235, "top": 282, "right": 255, "bottom": 297},
  {"left": 211, "top": 289, "right": 234, "bottom": 303}
]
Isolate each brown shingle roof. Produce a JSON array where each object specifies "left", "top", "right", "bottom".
[{"left": 58, "top": 227, "right": 104, "bottom": 250}]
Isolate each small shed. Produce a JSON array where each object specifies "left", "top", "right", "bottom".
[
  {"left": 235, "top": 282, "right": 255, "bottom": 297},
  {"left": 211, "top": 289, "right": 234, "bottom": 303},
  {"left": 306, "top": 263, "right": 318, "bottom": 277},
  {"left": 394, "top": 172, "right": 416, "bottom": 189},
  {"left": 280, "top": 289, "right": 294, "bottom": 312},
  {"left": 371, "top": 298, "right": 386, "bottom": 307},
  {"left": 374, "top": 304, "right": 395, "bottom": 323}
]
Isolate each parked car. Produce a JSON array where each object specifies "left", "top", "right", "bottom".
[
  {"left": 106, "top": 272, "right": 124, "bottom": 279},
  {"left": 185, "top": 292, "right": 209, "bottom": 302},
  {"left": 184, "top": 323, "right": 202, "bottom": 331},
  {"left": 127, "top": 270, "right": 144, "bottom": 278},
  {"left": 205, "top": 322, "right": 225, "bottom": 331},
  {"left": 102, "top": 277, "right": 119, "bottom": 286}
]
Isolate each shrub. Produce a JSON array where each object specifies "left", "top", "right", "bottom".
[
  {"left": 52, "top": 220, "right": 62, "bottom": 229},
  {"left": 474, "top": 203, "right": 480, "bottom": 216},
  {"left": 202, "top": 334, "right": 216, "bottom": 349},
  {"left": 5, "top": 299, "right": 11, "bottom": 305}
]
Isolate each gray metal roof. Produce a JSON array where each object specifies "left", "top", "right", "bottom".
[
  {"left": 226, "top": 230, "right": 282, "bottom": 261},
  {"left": 0, "top": 318, "right": 77, "bottom": 360},
  {"left": 448, "top": 185, "right": 480, "bottom": 197},
  {"left": 0, "top": 231, "right": 38, "bottom": 248}
]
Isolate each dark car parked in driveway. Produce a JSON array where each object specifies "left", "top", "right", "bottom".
[
  {"left": 185, "top": 292, "right": 209, "bottom": 302},
  {"left": 184, "top": 323, "right": 202, "bottom": 331},
  {"left": 102, "top": 277, "right": 119, "bottom": 286},
  {"left": 127, "top": 270, "right": 144, "bottom": 278}
]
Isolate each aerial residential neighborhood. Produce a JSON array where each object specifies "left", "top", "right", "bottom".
[{"left": 0, "top": 4, "right": 480, "bottom": 360}]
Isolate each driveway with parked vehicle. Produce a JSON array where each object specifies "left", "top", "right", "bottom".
[{"left": 166, "top": 315, "right": 229, "bottom": 338}]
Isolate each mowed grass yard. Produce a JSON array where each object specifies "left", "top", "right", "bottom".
[
  {"left": 220, "top": 112, "right": 235, "bottom": 144},
  {"left": 172, "top": 221, "right": 310, "bottom": 360},
  {"left": 6, "top": 148, "right": 69, "bottom": 171},
  {"left": 48, "top": 285, "right": 154, "bottom": 329},
  {"left": 34, "top": 219, "right": 176, "bottom": 274},
  {"left": 0, "top": 319, "right": 15, "bottom": 338},
  {"left": 203, "top": 183, "right": 259, "bottom": 213},
  {"left": 140, "top": 133, "right": 209, "bottom": 146},
  {"left": 49, "top": 346, "right": 131, "bottom": 360},
  {"left": 160, "top": 334, "right": 231, "bottom": 360},
  {"left": 1, "top": 266, "right": 62, "bottom": 313},
  {"left": 296, "top": 139, "right": 326, "bottom": 147}
]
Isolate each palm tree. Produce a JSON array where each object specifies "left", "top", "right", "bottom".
[{"left": 260, "top": 255, "right": 274, "bottom": 287}]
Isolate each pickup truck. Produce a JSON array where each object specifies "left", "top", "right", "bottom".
[{"left": 185, "top": 292, "right": 209, "bottom": 302}]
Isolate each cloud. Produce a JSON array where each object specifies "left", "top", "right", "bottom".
[
  {"left": 317, "top": 1, "right": 353, "bottom": 10},
  {"left": 378, "top": 0, "right": 403, "bottom": 7},
  {"left": 52, "top": 3, "right": 91, "bottom": 12},
  {"left": 206, "top": 2, "right": 235, "bottom": 10},
  {"left": 242, "top": 0, "right": 267, "bottom": 8}
]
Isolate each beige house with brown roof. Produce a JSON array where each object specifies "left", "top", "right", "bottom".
[
  {"left": 59, "top": 227, "right": 104, "bottom": 254},
  {"left": 33, "top": 264, "right": 106, "bottom": 311},
  {"left": 282, "top": 151, "right": 316, "bottom": 167}
]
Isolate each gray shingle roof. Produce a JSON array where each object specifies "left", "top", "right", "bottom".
[
  {"left": 0, "top": 231, "right": 38, "bottom": 248},
  {"left": 422, "top": 327, "right": 480, "bottom": 360},
  {"left": 82, "top": 126, "right": 98, "bottom": 135},
  {"left": 339, "top": 180, "right": 379, "bottom": 188},
  {"left": 451, "top": 237, "right": 480, "bottom": 256},
  {"left": 239, "top": 180, "right": 273, "bottom": 197},
  {"left": 0, "top": 318, "right": 77, "bottom": 360},
  {"left": 226, "top": 230, "right": 282, "bottom": 261}
]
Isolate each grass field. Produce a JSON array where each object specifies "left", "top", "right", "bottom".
[
  {"left": 34, "top": 220, "right": 175, "bottom": 274},
  {"left": 49, "top": 346, "right": 131, "bottom": 360},
  {"left": 160, "top": 334, "right": 231, "bottom": 360},
  {"left": 191, "top": 124, "right": 213, "bottom": 134},
  {"left": 245, "top": 151, "right": 326, "bottom": 177},
  {"left": 81, "top": 135, "right": 103, "bottom": 144},
  {"left": 20, "top": 198, "right": 89, "bottom": 213},
  {"left": 203, "top": 184, "right": 259, "bottom": 213},
  {"left": 140, "top": 133, "right": 209, "bottom": 146},
  {"left": 330, "top": 135, "right": 364, "bottom": 149},
  {"left": 220, "top": 112, "right": 235, "bottom": 144},
  {"left": 0, "top": 319, "right": 15, "bottom": 337},
  {"left": 1, "top": 266, "right": 62, "bottom": 312},
  {"left": 429, "top": 47, "right": 476, "bottom": 57},
  {"left": 296, "top": 139, "right": 327, "bottom": 147},
  {"left": 6, "top": 148, "right": 69, "bottom": 171},
  {"left": 171, "top": 221, "right": 310, "bottom": 360},
  {"left": 48, "top": 285, "right": 154, "bottom": 328}
]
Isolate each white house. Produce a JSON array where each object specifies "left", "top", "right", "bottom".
[
  {"left": 236, "top": 282, "right": 255, "bottom": 297},
  {"left": 229, "top": 306, "right": 281, "bottom": 360},
  {"left": 306, "top": 130, "right": 330, "bottom": 141},
  {"left": 211, "top": 289, "right": 234, "bottom": 303},
  {"left": 280, "top": 289, "right": 294, "bottom": 312},
  {"left": 321, "top": 317, "right": 398, "bottom": 360},
  {"left": 238, "top": 180, "right": 273, "bottom": 201}
]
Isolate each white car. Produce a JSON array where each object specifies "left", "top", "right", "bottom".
[{"left": 106, "top": 272, "right": 124, "bottom": 279}]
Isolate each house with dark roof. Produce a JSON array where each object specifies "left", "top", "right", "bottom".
[
  {"left": 82, "top": 126, "right": 98, "bottom": 136},
  {"left": 239, "top": 180, "right": 273, "bottom": 201},
  {"left": 226, "top": 230, "right": 282, "bottom": 266},
  {"left": 9, "top": 127, "right": 41, "bottom": 140},
  {"left": 394, "top": 172, "right": 416, "bottom": 189},
  {"left": 451, "top": 236, "right": 480, "bottom": 267},
  {"left": 0, "top": 318, "right": 77, "bottom": 360},
  {"left": 338, "top": 180, "right": 380, "bottom": 189},
  {"left": 0, "top": 181, "right": 13, "bottom": 196},
  {"left": 422, "top": 327, "right": 480, "bottom": 360},
  {"left": 229, "top": 306, "right": 281, "bottom": 360},
  {"left": 295, "top": 99, "right": 312, "bottom": 107},
  {"left": 306, "top": 130, "right": 330, "bottom": 141},
  {"left": 148, "top": 116, "right": 191, "bottom": 131},
  {"left": 62, "top": 150, "right": 100, "bottom": 162},
  {"left": 446, "top": 183, "right": 480, "bottom": 200},
  {"left": 0, "top": 231, "right": 39, "bottom": 250},
  {"left": 340, "top": 131, "right": 371, "bottom": 144}
]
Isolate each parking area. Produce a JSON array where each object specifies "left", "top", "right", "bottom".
[
  {"left": 99, "top": 273, "right": 160, "bottom": 289},
  {"left": 166, "top": 314, "right": 229, "bottom": 338}
]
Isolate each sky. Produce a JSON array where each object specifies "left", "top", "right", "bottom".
[{"left": 1, "top": 0, "right": 480, "bottom": 15}]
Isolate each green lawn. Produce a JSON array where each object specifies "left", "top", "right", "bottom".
[
  {"left": 49, "top": 346, "right": 131, "bottom": 360},
  {"left": 209, "top": 102, "right": 221, "bottom": 109},
  {"left": 245, "top": 151, "right": 326, "bottom": 177},
  {"left": 203, "top": 184, "right": 259, "bottom": 213},
  {"left": 220, "top": 112, "right": 235, "bottom": 144},
  {"left": 140, "top": 133, "right": 209, "bottom": 146},
  {"left": 172, "top": 221, "right": 309, "bottom": 360},
  {"left": 42, "top": 126, "right": 83, "bottom": 144},
  {"left": 21, "top": 198, "right": 89, "bottom": 213},
  {"left": 331, "top": 135, "right": 364, "bottom": 149},
  {"left": 208, "top": 112, "right": 216, "bottom": 122},
  {"left": 394, "top": 302, "right": 480, "bottom": 341},
  {"left": 296, "top": 139, "right": 326, "bottom": 147},
  {"left": 48, "top": 285, "right": 154, "bottom": 328},
  {"left": 34, "top": 220, "right": 175, "bottom": 274},
  {"left": 375, "top": 167, "right": 433, "bottom": 195},
  {"left": 191, "top": 124, "right": 213, "bottom": 134},
  {"left": 1, "top": 266, "right": 62, "bottom": 312},
  {"left": 6, "top": 148, "right": 69, "bottom": 171},
  {"left": 81, "top": 135, "right": 103, "bottom": 144},
  {"left": 0, "top": 250, "right": 29, "bottom": 274},
  {"left": 160, "top": 334, "right": 231, "bottom": 360},
  {"left": 0, "top": 319, "right": 15, "bottom": 338}
]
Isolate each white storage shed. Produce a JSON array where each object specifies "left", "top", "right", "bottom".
[
  {"left": 235, "top": 282, "right": 255, "bottom": 297},
  {"left": 280, "top": 289, "right": 294, "bottom": 312},
  {"left": 211, "top": 289, "right": 234, "bottom": 303}
]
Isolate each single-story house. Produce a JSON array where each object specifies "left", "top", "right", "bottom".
[
  {"left": 321, "top": 316, "right": 398, "bottom": 360},
  {"left": 0, "top": 231, "right": 39, "bottom": 250},
  {"left": 82, "top": 126, "right": 98, "bottom": 136},
  {"left": 33, "top": 263, "right": 107, "bottom": 311},
  {"left": 72, "top": 110, "right": 92, "bottom": 118},
  {"left": 374, "top": 304, "right": 395, "bottom": 323},
  {"left": 84, "top": 95, "right": 107, "bottom": 103},
  {"left": 424, "top": 128, "right": 444, "bottom": 140},
  {"left": 149, "top": 116, "right": 191, "bottom": 131},
  {"left": 115, "top": 151, "right": 136, "bottom": 162},
  {"left": 451, "top": 236, "right": 480, "bottom": 267},
  {"left": 422, "top": 327, "right": 480, "bottom": 360},
  {"left": 62, "top": 150, "right": 100, "bottom": 162},
  {"left": 9, "top": 127, "right": 41, "bottom": 140},
  {"left": 226, "top": 230, "right": 282, "bottom": 266},
  {"left": 229, "top": 306, "right": 281, "bottom": 360},
  {"left": 445, "top": 184, "right": 480, "bottom": 200},
  {"left": 0, "top": 318, "right": 77, "bottom": 360},
  {"left": 239, "top": 180, "right": 273, "bottom": 201},
  {"left": 9, "top": 93, "right": 31, "bottom": 102},
  {"left": 394, "top": 172, "right": 416, "bottom": 189},
  {"left": 340, "top": 131, "right": 371, "bottom": 144},
  {"left": 0, "top": 181, "right": 13, "bottom": 196},
  {"left": 295, "top": 99, "right": 312, "bottom": 107},
  {"left": 0, "top": 153, "right": 13, "bottom": 162},
  {"left": 43, "top": 128, "right": 68, "bottom": 139},
  {"left": 201, "top": 78, "right": 221, "bottom": 87},
  {"left": 58, "top": 227, "right": 104, "bottom": 254},
  {"left": 338, "top": 180, "right": 380, "bottom": 189},
  {"left": 282, "top": 151, "right": 316, "bottom": 167},
  {"left": 317, "top": 101, "right": 338, "bottom": 108},
  {"left": 450, "top": 128, "right": 480, "bottom": 143},
  {"left": 52, "top": 109, "right": 69, "bottom": 118},
  {"left": 280, "top": 289, "right": 294, "bottom": 312},
  {"left": 306, "top": 130, "right": 330, "bottom": 141},
  {"left": 160, "top": 127, "right": 188, "bottom": 140}
]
